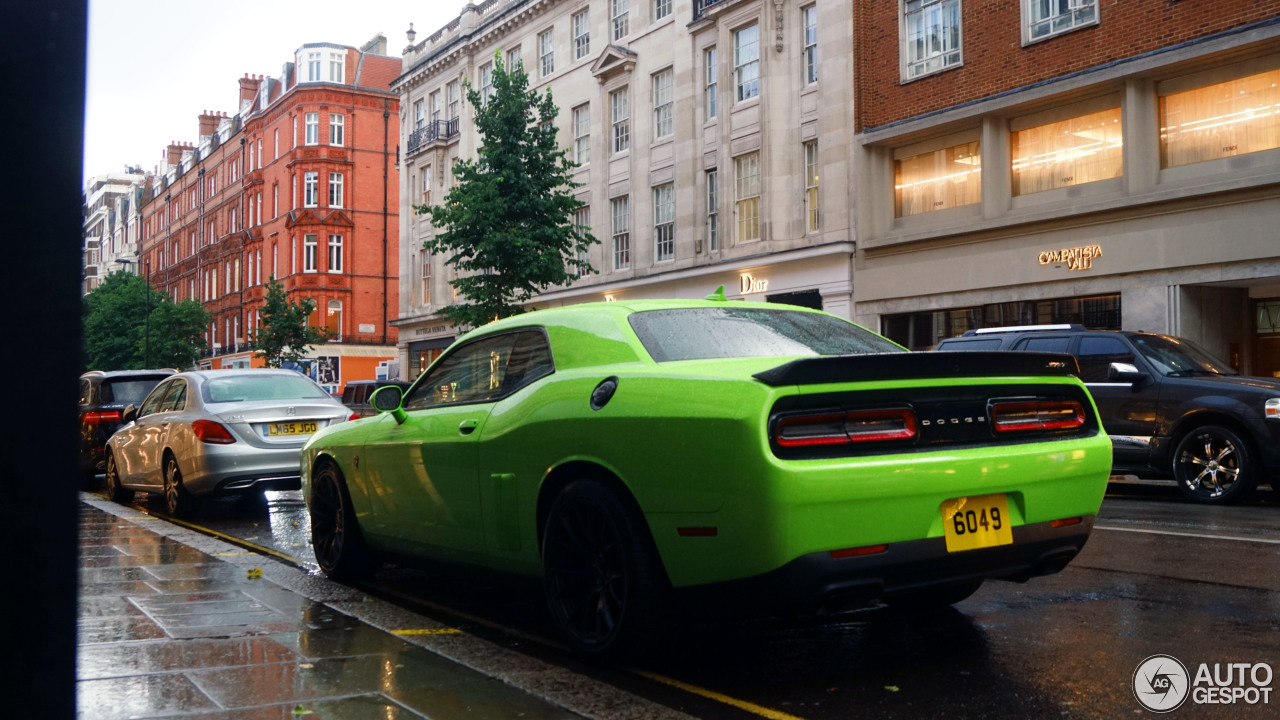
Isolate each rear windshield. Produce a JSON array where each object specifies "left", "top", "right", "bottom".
[
  {"left": 203, "top": 374, "right": 333, "bottom": 403},
  {"left": 629, "top": 308, "right": 904, "bottom": 362},
  {"left": 102, "top": 378, "right": 168, "bottom": 404},
  {"left": 936, "top": 339, "right": 1003, "bottom": 351}
]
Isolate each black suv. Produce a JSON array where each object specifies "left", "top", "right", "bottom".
[
  {"left": 935, "top": 325, "right": 1280, "bottom": 504},
  {"left": 78, "top": 369, "right": 175, "bottom": 485}
]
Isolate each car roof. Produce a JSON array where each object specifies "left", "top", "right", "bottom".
[
  {"left": 81, "top": 369, "right": 177, "bottom": 380},
  {"left": 475, "top": 297, "right": 824, "bottom": 334}
]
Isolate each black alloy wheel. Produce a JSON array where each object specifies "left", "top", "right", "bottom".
[
  {"left": 310, "top": 461, "right": 377, "bottom": 581},
  {"left": 1173, "top": 425, "right": 1257, "bottom": 504},
  {"left": 542, "top": 480, "right": 669, "bottom": 663},
  {"left": 103, "top": 451, "right": 132, "bottom": 504},
  {"left": 163, "top": 455, "right": 200, "bottom": 518}
]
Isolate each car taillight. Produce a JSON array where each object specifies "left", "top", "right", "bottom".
[
  {"left": 193, "top": 419, "right": 236, "bottom": 444},
  {"left": 989, "top": 400, "right": 1085, "bottom": 433},
  {"left": 348, "top": 412, "right": 360, "bottom": 422},
  {"left": 83, "top": 410, "right": 121, "bottom": 424},
  {"left": 776, "top": 408, "right": 917, "bottom": 447}
]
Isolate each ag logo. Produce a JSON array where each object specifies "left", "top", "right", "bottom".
[{"left": 1134, "top": 654, "right": 1190, "bottom": 712}]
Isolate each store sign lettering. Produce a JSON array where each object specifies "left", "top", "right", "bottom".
[
  {"left": 1038, "top": 244, "right": 1102, "bottom": 271},
  {"left": 740, "top": 273, "right": 769, "bottom": 294}
]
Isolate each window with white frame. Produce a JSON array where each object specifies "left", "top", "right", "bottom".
[
  {"left": 447, "top": 82, "right": 459, "bottom": 120},
  {"left": 735, "top": 152, "right": 761, "bottom": 242},
  {"left": 422, "top": 165, "right": 432, "bottom": 204},
  {"left": 507, "top": 45, "right": 522, "bottom": 70},
  {"left": 414, "top": 100, "right": 425, "bottom": 129},
  {"left": 304, "top": 234, "right": 318, "bottom": 272},
  {"left": 420, "top": 249, "right": 431, "bottom": 304},
  {"left": 274, "top": 129, "right": 279, "bottom": 159},
  {"left": 539, "top": 29, "right": 555, "bottom": 77},
  {"left": 480, "top": 62, "right": 493, "bottom": 105},
  {"left": 573, "top": 9, "right": 590, "bottom": 60},
  {"left": 894, "top": 139, "right": 981, "bottom": 217},
  {"left": 304, "top": 172, "right": 318, "bottom": 207},
  {"left": 329, "top": 52, "right": 344, "bottom": 83},
  {"left": 735, "top": 24, "right": 760, "bottom": 102},
  {"left": 611, "top": 196, "right": 630, "bottom": 269},
  {"left": 574, "top": 206, "right": 592, "bottom": 276},
  {"left": 305, "top": 113, "right": 319, "bottom": 145},
  {"left": 612, "top": 0, "right": 629, "bottom": 40},
  {"left": 1011, "top": 106, "right": 1121, "bottom": 195},
  {"left": 803, "top": 6, "right": 818, "bottom": 84},
  {"left": 328, "top": 234, "right": 343, "bottom": 273},
  {"left": 903, "top": 0, "right": 963, "bottom": 80},
  {"left": 307, "top": 51, "right": 321, "bottom": 81},
  {"left": 1023, "top": 0, "right": 1097, "bottom": 44},
  {"left": 654, "top": 0, "right": 671, "bottom": 21},
  {"left": 611, "top": 88, "right": 630, "bottom": 155},
  {"left": 653, "top": 183, "right": 674, "bottom": 262},
  {"left": 273, "top": 185, "right": 278, "bottom": 217},
  {"left": 430, "top": 91, "right": 441, "bottom": 124},
  {"left": 653, "top": 68, "right": 674, "bottom": 139},
  {"left": 573, "top": 104, "right": 591, "bottom": 165},
  {"left": 804, "top": 141, "right": 820, "bottom": 231},
  {"left": 704, "top": 47, "right": 718, "bottom": 121},
  {"left": 257, "top": 138, "right": 263, "bottom": 167},
  {"left": 706, "top": 169, "right": 719, "bottom": 251},
  {"left": 1160, "top": 67, "right": 1280, "bottom": 169},
  {"left": 329, "top": 172, "right": 344, "bottom": 208}
]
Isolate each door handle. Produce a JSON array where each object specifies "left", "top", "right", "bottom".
[{"left": 458, "top": 419, "right": 479, "bottom": 435}]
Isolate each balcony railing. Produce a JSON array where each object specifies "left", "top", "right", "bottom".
[
  {"left": 407, "top": 118, "right": 460, "bottom": 155},
  {"left": 693, "top": 0, "right": 728, "bottom": 20}
]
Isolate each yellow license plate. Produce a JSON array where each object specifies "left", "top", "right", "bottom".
[
  {"left": 265, "top": 421, "right": 318, "bottom": 437},
  {"left": 941, "top": 494, "right": 1014, "bottom": 553}
]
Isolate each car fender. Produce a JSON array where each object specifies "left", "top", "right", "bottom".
[{"left": 1156, "top": 395, "right": 1262, "bottom": 468}]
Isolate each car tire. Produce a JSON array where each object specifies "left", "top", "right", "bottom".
[
  {"left": 1173, "top": 425, "right": 1257, "bottom": 504},
  {"left": 310, "top": 461, "right": 378, "bottom": 581},
  {"left": 163, "top": 455, "right": 201, "bottom": 518},
  {"left": 541, "top": 480, "right": 670, "bottom": 664},
  {"left": 103, "top": 451, "right": 132, "bottom": 504},
  {"left": 883, "top": 579, "right": 984, "bottom": 611}
]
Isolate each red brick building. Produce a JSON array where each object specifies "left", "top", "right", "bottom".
[
  {"left": 850, "top": 1, "right": 1280, "bottom": 377},
  {"left": 137, "top": 36, "right": 401, "bottom": 391}
]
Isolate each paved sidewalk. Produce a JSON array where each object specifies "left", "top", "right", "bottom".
[{"left": 78, "top": 495, "right": 694, "bottom": 720}]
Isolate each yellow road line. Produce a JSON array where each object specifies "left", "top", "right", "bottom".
[
  {"left": 633, "top": 670, "right": 809, "bottom": 720},
  {"left": 153, "top": 512, "right": 302, "bottom": 564},
  {"left": 392, "top": 628, "right": 463, "bottom": 636}
]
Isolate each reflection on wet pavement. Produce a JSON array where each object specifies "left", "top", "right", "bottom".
[{"left": 77, "top": 503, "right": 585, "bottom": 720}]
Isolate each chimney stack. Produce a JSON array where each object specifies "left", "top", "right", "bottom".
[
  {"left": 239, "top": 73, "right": 262, "bottom": 104},
  {"left": 198, "top": 110, "right": 219, "bottom": 138},
  {"left": 165, "top": 142, "right": 185, "bottom": 167}
]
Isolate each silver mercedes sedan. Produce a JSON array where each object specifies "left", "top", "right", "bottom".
[{"left": 103, "top": 369, "right": 350, "bottom": 517}]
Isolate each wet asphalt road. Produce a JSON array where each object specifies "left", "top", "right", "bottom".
[{"left": 109, "top": 481, "right": 1280, "bottom": 720}]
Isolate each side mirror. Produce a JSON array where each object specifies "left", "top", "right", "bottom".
[
  {"left": 122, "top": 405, "right": 138, "bottom": 424},
  {"left": 1108, "top": 362, "right": 1144, "bottom": 384},
  {"left": 370, "top": 385, "right": 407, "bottom": 425}
]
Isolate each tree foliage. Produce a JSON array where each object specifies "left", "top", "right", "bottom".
[
  {"left": 253, "top": 277, "right": 330, "bottom": 368},
  {"left": 83, "top": 270, "right": 211, "bottom": 371},
  {"left": 416, "top": 52, "right": 597, "bottom": 330}
]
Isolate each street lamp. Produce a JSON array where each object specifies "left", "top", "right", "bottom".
[{"left": 114, "top": 257, "right": 151, "bottom": 367}]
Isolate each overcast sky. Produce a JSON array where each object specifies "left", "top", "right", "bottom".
[{"left": 83, "top": 0, "right": 469, "bottom": 186}]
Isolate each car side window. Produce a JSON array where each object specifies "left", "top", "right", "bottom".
[
  {"left": 138, "top": 381, "right": 175, "bottom": 418},
  {"left": 502, "top": 332, "right": 555, "bottom": 394},
  {"left": 160, "top": 380, "right": 188, "bottom": 412},
  {"left": 1077, "top": 336, "right": 1136, "bottom": 383},
  {"left": 402, "top": 332, "right": 532, "bottom": 411},
  {"left": 1013, "top": 336, "right": 1071, "bottom": 353},
  {"left": 79, "top": 380, "right": 93, "bottom": 405}
]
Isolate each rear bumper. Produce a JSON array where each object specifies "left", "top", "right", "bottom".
[
  {"left": 676, "top": 516, "right": 1093, "bottom": 618},
  {"left": 183, "top": 444, "right": 305, "bottom": 497}
]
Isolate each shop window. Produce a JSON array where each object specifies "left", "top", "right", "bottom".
[
  {"left": 1160, "top": 67, "right": 1280, "bottom": 169},
  {"left": 881, "top": 294, "right": 1120, "bottom": 350},
  {"left": 1012, "top": 107, "right": 1122, "bottom": 195},
  {"left": 895, "top": 140, "right": 981, "bottom": 217}
]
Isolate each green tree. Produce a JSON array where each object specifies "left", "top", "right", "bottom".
[
  {"left": 254, "top": 277, "right": 330, "bottom": 368},
  {"left": 83, "top": 270, "right": 210, "bottom": 371},
  {"left": 417, "top": 52, "right": 597, "bottom": 330}
]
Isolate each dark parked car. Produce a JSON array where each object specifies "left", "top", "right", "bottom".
[
  {"left": 340, "top": 379, "right": 412, "bottom": 418},
  {"left": 78, "top": 369, "right": 175, "bottom": 484},
  {"left": 935, "top": 325, "right": 1280, "bottom": 504}
]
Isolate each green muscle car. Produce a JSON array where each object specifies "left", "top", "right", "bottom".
[{"left": 301, "top": 293, "right": 1112, "bottom": 661}]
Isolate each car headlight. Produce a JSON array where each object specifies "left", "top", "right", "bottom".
[{"left": 1266, "top": 398, "right": 1280, "bottom": 421}]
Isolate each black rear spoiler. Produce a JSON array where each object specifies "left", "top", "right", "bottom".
[{"left": 752, "top": 351, "right": 1081, "bottom": 387}]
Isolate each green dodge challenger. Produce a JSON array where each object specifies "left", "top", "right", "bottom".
[{"left": 302, "top": 294, "right": 1112, "bottom": 661}]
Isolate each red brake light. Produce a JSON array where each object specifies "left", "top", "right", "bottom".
[
  {"left": 990, "top": 400, "right": 1085, "bottom": 433},
  {"left": 348, "top": 412, "right": 360, "bottom": 422},
  {"left": 192, "top": 419, "right": 236, "bottom": 444},
  {"left": 776, "top": 408, "right": 917, "bottom": 447},
  {"left": 83, "top": 411, "right": 121, "bottom": 424}
]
